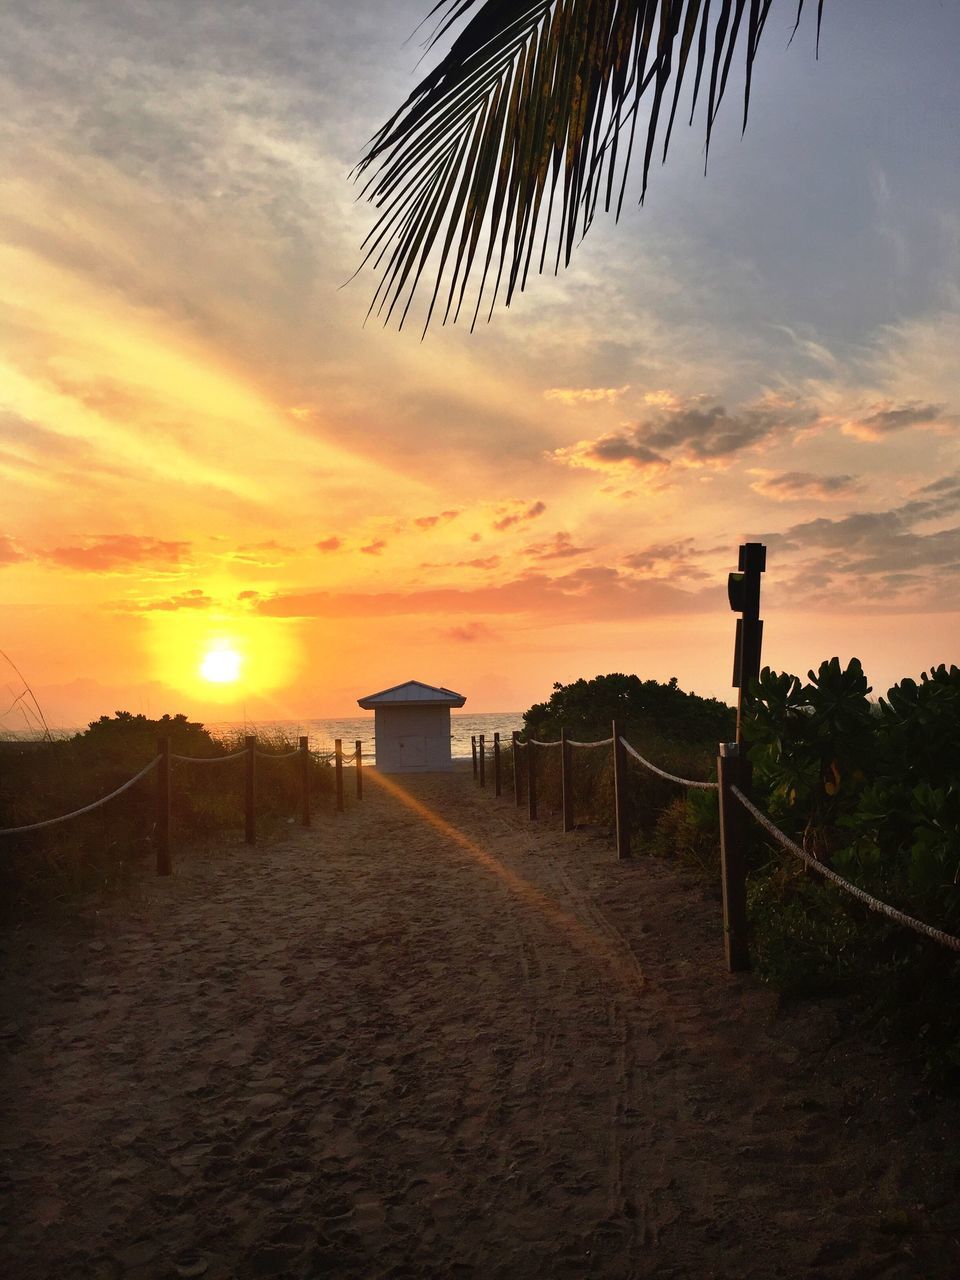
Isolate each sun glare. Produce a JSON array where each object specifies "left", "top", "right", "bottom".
[
  {"left": 147, "top": 613, "right": 301, "bottom": 703},
  {"left": 200, "top": 643, "right": 242, "bottom": 684}
]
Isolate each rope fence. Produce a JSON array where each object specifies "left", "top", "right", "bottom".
[
  {"left": 475, "top": 721, "right": 960, "bottom": 970},
  {"left": 730, "top": 784, "right": 960, "bottom": 955},
  {"left": 0, "top": 756, "right": 160, "bottom": 835},
  {"left": 1, "top": 732, "right": 364, "bottom": 878}
]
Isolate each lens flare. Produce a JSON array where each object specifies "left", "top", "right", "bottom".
[{"left": 200, "top": 643, "right": 242, "bottom": 684}]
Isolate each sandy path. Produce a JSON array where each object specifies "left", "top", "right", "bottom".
[{"left": 1, "top": 766, "right": 958, "bottom": 1279}]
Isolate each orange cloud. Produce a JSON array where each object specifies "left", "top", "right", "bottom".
[
  {"left": 543, "top": 385, "right": 629, "bottom": 404},
  {"left": 361, "top": 539, "right": 387, "bottom": 556},
  {"left": 43, "top": 535, "right": 190, "bottom": 572},
  {"left": 492, "top": 500, "right": 546, "bottom": 532},
  {"left": 316, "top": 537, "right": 342, "bottom": 552}
]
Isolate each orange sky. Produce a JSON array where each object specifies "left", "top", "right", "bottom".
[{"left": 2, "top": 3, "right": 959, "bottom": 728}]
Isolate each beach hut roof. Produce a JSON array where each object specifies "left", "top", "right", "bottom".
[{"left": 357, "top": 679, "right": 466, "bottom": 709}]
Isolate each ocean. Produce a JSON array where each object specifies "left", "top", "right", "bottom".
[{"left": 208, "top": 712, "right": 524, "bottom": 764}]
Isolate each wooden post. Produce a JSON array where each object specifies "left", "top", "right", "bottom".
[
  {"left": 718, "top": 742, "right": 750, "bottom": 971},
  {"left": 512, "top": 731, "right": 522, "bottom": 806},
  {"left": 493, "top": 732, "right": 501, "bottom": 797},
  {"left": 471, "top": 734, "right": 478, "bottom": 780},
  {"left": 612, "top": 719, "right": 630, "bottom": 860},
  {"left": 156, "top": 736, "right": 171, "bottom": 876},
  {"left": 244, "top": 735, "right": 256, "bottom": 846},
  {"left": 527, "top": 740, "right": 538, "bottom": 821},
  {"left": 355, "top": 740, "right": 363, "bottom": 800},
  {"left": 478, "top": 734, "right": 486, "bottom": 788},
  {"left": 729, "top": 542, "right": 766, "bottom": 745},
  {"left": 561, "top": 728, "right": 573, "bottom": 833},
  {"left": 299, "top": 736, "right": 311, "bottom": 828},
  {"left": 335, "top": 738, "right": 344, "bottom": 813}
]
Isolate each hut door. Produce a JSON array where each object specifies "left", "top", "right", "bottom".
[{"left": 398, "top": 735, "right": 426, "bottom": 767}]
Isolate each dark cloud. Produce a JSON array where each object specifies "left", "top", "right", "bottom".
[
  {"left": 525, "top": 531, "right": 593, "bottom": 561},
  {"left": 749, "top": 470, "right": 860, "bottom": 501},
  {"left": 43, "top": 535, "right": 190, "bottom": 572},
  {"left": 848, "top": 401, "right": 945, "bottom": 437},
  {"left": 492, "top": 501, "right": 546, "bottom": 532},
  {"left": 623, "top": 538, "right": 710, "bottom": 580}
]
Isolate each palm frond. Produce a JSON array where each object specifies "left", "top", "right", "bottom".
[{"left": 355, "top": 0, "right": 821, "bottom": 331}]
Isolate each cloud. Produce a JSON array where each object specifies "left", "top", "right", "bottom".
[
  {"left": 748, "top": 470, "right": 860, "bottom": 501},
  {"left": 413, "top": 510, "right": 459, "bottom": 530},
  {"left": 117, "top": 589, "right": 213, "bottom": 612},
  {"left": 360, "top": 539, "right": 386, "bottom": 556},
  {"left": 256, "top": 566, "right": 718, "bottom": 623},
  {"left": 553, "top": 395, "right": 818, "bottom": 475},
  {"left": 0, "top": 536, "right": 26, "bottom": 565},
  {"left": 42, "top": 535, "right": 191, "bottom": 572},
  {"left": 543, "top": 385, "right": 629, "bottom": 405},
  {"left": 623, "top": 538, "right": 712, "bottom": 581},
  {"left": 316, "top": 536, "right": 342, "bottom": 552},
  {"left": 843, "top": 400, "right": 945, "bottom": 441},
  {"left": 525, "top": 531, "right": 593, "bottom": 561},
  {"left": 440, "top": 621, "right": 497, "bottom": 643},
  {"left": 492, "top": 500, "right": 546, "bottom": 532},
  {"left": 420, "top": 555, "right": 502, "bottom": 571}
]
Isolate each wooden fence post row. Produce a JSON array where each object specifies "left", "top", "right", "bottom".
[
  {"left": 478, "top": 734, "right": 486, "bottom": 788},
  {"left": 335, "top": 738, "right": 344, "bottom": 813},
  {"left": 300, "top": 735, "right": 311, "bottom": 828},
  {"left": 717, "top": 742, "right": 750, "bottom": 972},
  {"left": 561, "top": 728, "right": 572, "bottom": 834},
  {"left": 493, "top": 732, "right": 501, "bottom": 797},
  {"left": 245, "top": 735, "right": 256, "bottom": 846},
  {"left": 156, "top": 736, "right": 171, "bottom": 876},
  {"left": 356, "top": 740, "right": 363, "bottom": 800},
  {"left": 527, "top": 739, "right": 538, "bottom": 821},
  {"left": 512, "top": 731, "right": 521, "bottom": 806},
  {"left": 471, "top": 734, "right": 478, "bottom": 780},
  {"left": 612, "top": 719, "right": 630, "bottom": 860}
]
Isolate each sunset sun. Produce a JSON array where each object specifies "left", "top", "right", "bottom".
[{"left": 199, "top": 643, "right": 242, "bottom": 685}]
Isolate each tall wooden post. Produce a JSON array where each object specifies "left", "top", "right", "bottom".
[
  {"left": 471, "top": 734, "right": 478, "bottom": 780},
  {"left": 335, "top": 738, "right": 344, "bottom": 813},
  {"left": 527, "top": 741, "right": 538, "bottom": 821},
  {"left": 355, "top": 740, "right": 363, "bottom": 800},
  {"left": 561, "top": 728, "right": 573, "bottom": 833},
  {"left": 244, "top": 735, "right": 256, "bottom": 846},
  {"left": 612, "top": 720, "right": 630, "bottom": 860},
  {"left": 493, "top": 732, "right": 501, "bottom": 797},
  {"left": 156, "top": 736, "right": 171, "bottom": 876},
  {"left": 299, "top": 735, "right": 311, "bottom": 828},
  {"left": 478, "top": 734, "right": 486, "bottom": 787},
  {"left": 729, "top": 542, "right": 766, "bottom": 745},
  {"left": 718, "top": 742, "right": 750, "bottom": 971},
  {"left": 512, "top": 731, "right": 522, "bottom": 806}
]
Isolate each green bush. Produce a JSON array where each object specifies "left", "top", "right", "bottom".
[{"left": 0, "top": 712, "right": 335, "bottom": 916}]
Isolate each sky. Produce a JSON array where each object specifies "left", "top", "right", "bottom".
[{"left": 1, "top": 0, "right": 959, "bottom": 727}]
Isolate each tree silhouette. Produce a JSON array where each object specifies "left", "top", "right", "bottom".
[{"left": 356, "top": 0, "right": 823, "bottom": 331}]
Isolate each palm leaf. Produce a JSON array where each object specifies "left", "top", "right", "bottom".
[{"left": 355, "top": 0, "right": 822, "bottom": 331}]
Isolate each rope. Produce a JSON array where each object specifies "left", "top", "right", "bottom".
[
  {"left": 0, "top": 756, "right": 161, "bottom": 835},
  {"left": 254, "top": 748, "right": 302, "bottom": 760},
  {"left": 730, "top": 785, "right": 960, "bottom": 954},
  {"left": 620, "top": 739, "right": 719, "bottom": 791},
  {"left": 171, "top": 749, "right": 248, "bottom": 764},
  {"left": 528, "top": 738, "right": 562, "bottom": 748},
  {"left": 567, "top": 737, "right": 614, "bottom": 748}
]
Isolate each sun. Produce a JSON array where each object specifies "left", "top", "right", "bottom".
[{"left": 199, "top": 642, "right": 242, "bottom": 685}]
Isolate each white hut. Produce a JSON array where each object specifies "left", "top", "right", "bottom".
[{"left": 357, "top": 680, "right": 466, "bottom": 773}]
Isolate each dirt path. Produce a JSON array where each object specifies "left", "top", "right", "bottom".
[{"left": 2, "top": 767, "right": 958, "bottom": 1279}]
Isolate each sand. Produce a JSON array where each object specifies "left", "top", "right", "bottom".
[{"left": 1, "top": 765, "right": 958, "bottom": 1279}]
